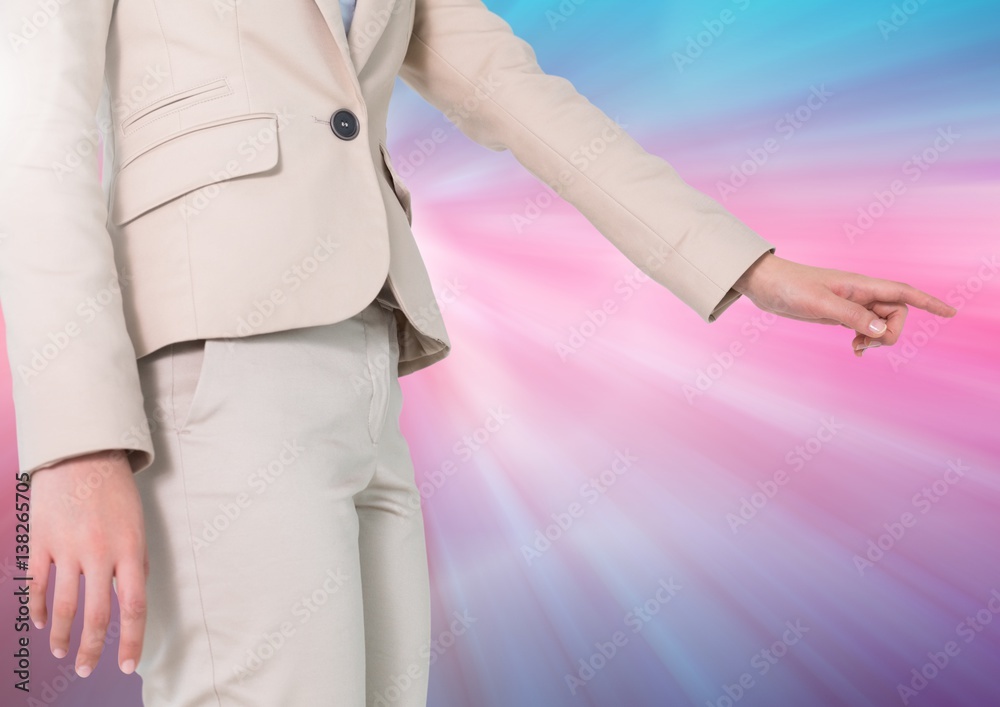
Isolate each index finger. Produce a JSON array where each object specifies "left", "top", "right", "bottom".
[{"left": 860, "top": 278, "right": 957, "bottom": 317}]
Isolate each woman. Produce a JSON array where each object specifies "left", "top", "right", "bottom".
[{"left": 4, "top": 0, "right": 956, "bottom": 705}]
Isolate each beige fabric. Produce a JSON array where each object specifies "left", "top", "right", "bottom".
[
  {"left": 132, "top": 297, "right": 431, "bottom": 706},
  {"left": 0, "top": 0, "right": 776, "bottom": 478}
]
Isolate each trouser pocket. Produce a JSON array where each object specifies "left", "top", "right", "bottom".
[{"left": 170, "top": 338, "right": 219, "bottom": 432}]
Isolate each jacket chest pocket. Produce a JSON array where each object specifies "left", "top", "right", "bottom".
[
  {"left": 120, "top": 77, "right": 233, "bottom": 136},
  {"left": 378, "top": 141, "right": 412, "bottom": 225}
]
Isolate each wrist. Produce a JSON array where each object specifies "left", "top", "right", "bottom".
[{"left": 734, "top": 251, "right": 776, "bottom": 295}]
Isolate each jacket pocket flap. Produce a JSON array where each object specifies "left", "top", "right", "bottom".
[{"left": 111, "top": 113, "right": 279, "bottom": 226}]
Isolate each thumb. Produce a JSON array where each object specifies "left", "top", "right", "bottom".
[{"left": 820, "top": 293, "right": 888, "bottom": 338}]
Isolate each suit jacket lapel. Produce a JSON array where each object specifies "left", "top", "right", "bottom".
[{"left": 313, "top": 0, "right": 400, "bottom": 76}]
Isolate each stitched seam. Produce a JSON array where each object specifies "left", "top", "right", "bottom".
[
  {"left": 118, "top": 113, "right": 273, "bottom": 171},
  {"left": 408, "top": 31, "right": 728, "bottom": 298},
  {"left": 170, "top": 400, "right": 224, "bottom": 707},
  {"left": 363, "top": 306, "right": 377, "bottom": 444},
  {"left": 182, "top": 196, "right": 201, "bottom": 335},
  {"left": 376, "top": 306, "right": 394, "bottom": 442},
  {"left": 149, "top": 0, "right": 176, "bottom": 108},
  {"left": 121, "top": 77, "right": 226, "bottom": 120},
  {"left": 120, "top": 77, "right": 229, "bottom": 130},
  {"left": 368, "top": 307, "right": 403, "bottom": 512},
  {"left": 168, "top": 343, "right": 178, "bottom": 431},
  {"left": 234, "top": 3, "right": 251, "bottom": 112},
  {"left": 122, "top": 85, "right": 234, "bottom": 137}
]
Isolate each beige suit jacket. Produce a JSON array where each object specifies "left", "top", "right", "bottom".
[{"left": 0, "top": 0, "right": 776, "bottom": 479}]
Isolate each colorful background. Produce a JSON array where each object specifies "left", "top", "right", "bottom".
[{"left": 3, "top": 0, "right": 998, "bottom": 705}]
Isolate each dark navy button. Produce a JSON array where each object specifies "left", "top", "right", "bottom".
[{"left": 330, "top": 109, "right": 359, "bottom": 140}]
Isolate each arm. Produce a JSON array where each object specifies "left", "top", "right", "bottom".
[
  {"left": 0, "top": 0, "right": 150, "bottom": 677},
  {"left": 398, "top": 0, "right": 776, "bottom": 323},
  {"left": 0, "top": 0, "right": 153, "bottom": 480},
  {"left": 398, "top": 0, "right": 956, "bottom": 352}
]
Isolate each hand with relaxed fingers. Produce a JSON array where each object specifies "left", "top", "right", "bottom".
[
  {"left": 27, "top": 449, "right": 148, "bottom": 678},
  {"left": 732, "top": 252, "right": 958, "bottom": 355}
]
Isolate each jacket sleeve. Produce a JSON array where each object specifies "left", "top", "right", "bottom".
[
  {"left": 0, "top": 0, "right": 154, "bottom": 482},
  {"left": 398, "top": 0, "right": 776, "bottom": 321}
]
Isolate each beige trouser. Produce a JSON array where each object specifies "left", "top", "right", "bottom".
[{"left": 132, "top": 288, "right": 431, "bottom": 706}]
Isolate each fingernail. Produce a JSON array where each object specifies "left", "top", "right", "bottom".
[
  {"left": 32, "top": 619, "right": 43, "bottom": 630},
  {"left": 868, "top": 318, "right": 887, "bottom": 335},
  {"left": 76, "top": 663, "right": 92, "bottom": 678},
  {"left": 121, "top": 659, "right": 135, "bottom": 675},
  {"left": 52, "top": 647, "right": 66, "bottom": 659},
  {"left": 866, "top": 341, "right": 882, "bottom": 349}
]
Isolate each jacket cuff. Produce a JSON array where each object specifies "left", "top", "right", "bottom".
[
  {"left": 12, "top": 365, "right": 155, "bottom": 483},
  {"left": 700, "top": 240, "right": 777, "bottom": 323},
  {"left": 23, "top": 444, "right": 154, "bottom": 484}
]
